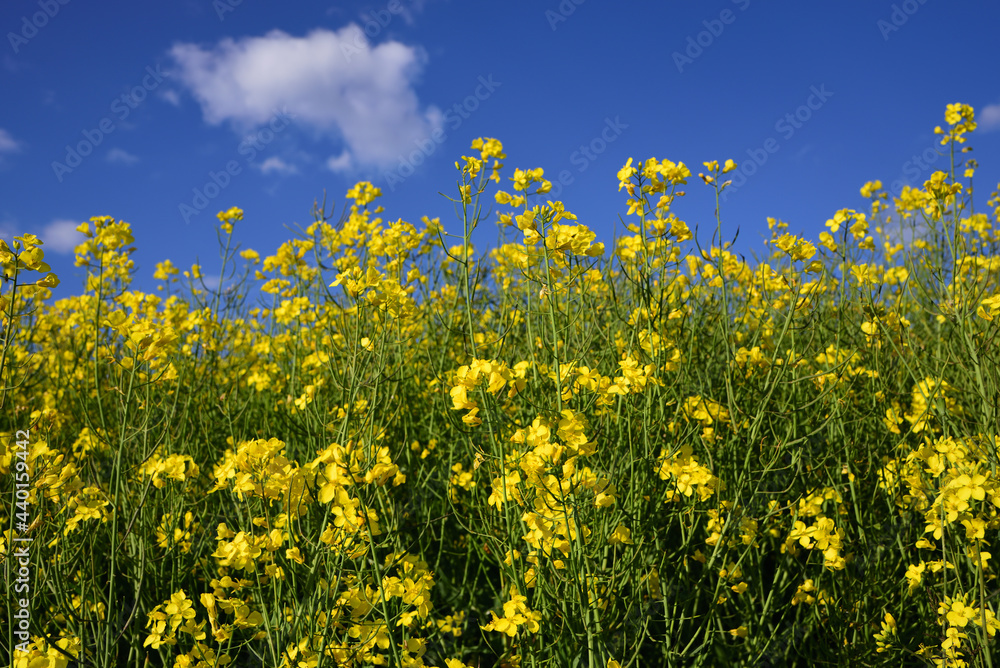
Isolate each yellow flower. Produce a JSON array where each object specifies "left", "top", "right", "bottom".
[
  {"left": 481, "top": 587, "right": 542, "bottom": 637},
  {"left": 860, "top": 180, "right": 883, "bottom": 198},
  {"left": 775, "top": 234, "right": 816, "bottom": 262},
  {"left": 874, "top": 612, "right": 897, "bottom": 652},
  {"left": 617, "top": 158, "right": 636, "bottom": 192},
  {"left": 216, "top": 206, "right": 243, "bottom": 234},
  {"left": 608, "top": 525, "right": 633, "bottom": 545},
  {"left": 850, "top": 263, "right": 874, "bottom": 286},
  {"left": 939, "top": 103, "right": 976, "bottom": 144},
  {"left": 471, "top": 136, "right": 506, "bottom": 160},
  {"left": 904, "top": 562, "right": 925, "bottom": 593},
  {"left": 978, "top": 294, "right": 1000, "bottom": 321},
  {"left": 164, "top": 591, "right": 196, "bottom": 630}
]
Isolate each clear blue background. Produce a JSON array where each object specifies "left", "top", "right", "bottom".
[{"left": 2, "top": 0, "right": 999, "bottom": 296}]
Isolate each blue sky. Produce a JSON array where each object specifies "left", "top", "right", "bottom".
[{"left": 2, "top": 0, "right": 1000, "bottom": 297}]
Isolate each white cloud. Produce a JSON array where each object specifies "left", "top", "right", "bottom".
[
  {"left": 791, "top": 144, "right": 814, "bottom": 162},
  {"left": 326, "top": 151, "right": 353, "bottom": 173},
  {"left": 259, "top": 156, "right": 298, "bottom": 174},
  {"left": 107, "top": 148, "right": 139, "bottom": 164},
  {"left": 980, "top": 103, "right": 1000, "bottom": 131},
  {"left": 159, "top": 89, "right": 182, "bottom": 106},
  {"left": 167, "top": 27, "right": 442, "bottom": 168},
  {"left": 41, "top": 219, "right": 85, "bottom": 254},
  {"left": 0, "top": 129, "right": 21, "bottom": 154}
]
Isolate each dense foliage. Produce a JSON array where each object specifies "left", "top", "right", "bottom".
[{"left": 3, "top": 104, "right": 1000, "bottom": 667}]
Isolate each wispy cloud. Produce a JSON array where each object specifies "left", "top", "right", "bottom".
[
  {"left": 259, "top": 156, "right": 298, "bottom": 175},
  {"left": 792, "top": 144, "right": 815, "bottom": 162},
  {"left": 167, "top": 26, "right": 442, "bottom": 169},
  {"left": 159, "top": 89, "right": 182, "bottom": 106},
  {"left": 980, "top": 103, "right": 1000, "bottom": 131},
  {"left": 41, "top": 219, "right": 85, "bottom": 254},
  {"left": 107, "top": 148, "right": 140, "bottom": 165},
  {"left": 326, "top": 151, "right": 353, "bottom": 173},
  {"left": 0, "top": 129, "right": 22, "bottom": 155}
]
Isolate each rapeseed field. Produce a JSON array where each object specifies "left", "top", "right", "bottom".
[{"left": 3, "top": 104, "right": 1000, "bottom": 667}]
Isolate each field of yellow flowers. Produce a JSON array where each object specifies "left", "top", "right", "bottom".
[{"left": 3, "top": 103, "right": 1000, "bottom": 667}]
